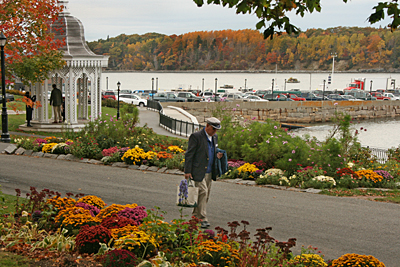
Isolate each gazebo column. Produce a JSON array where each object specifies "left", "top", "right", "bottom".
[
  {"left": 33, "top": 82, "right": 48, "bottom": 123},
  {"left": 84, "top": 74, "right": 88, "bottom": 120}
]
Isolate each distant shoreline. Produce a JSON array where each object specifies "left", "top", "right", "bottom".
[{"left": 104, "top": 69, "right": 400, "bottom": 74}]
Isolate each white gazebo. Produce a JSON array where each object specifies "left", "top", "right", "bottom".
[{"left": 24, "top": 0, "right": 109, "bottom": 131}]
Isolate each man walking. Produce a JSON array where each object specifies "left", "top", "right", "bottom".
[
  {"left": 184, "top": 117, "right": 223, "bottom": 229},
  {"left": 49, "top": 84, "right": 63, "bottom": 123}
]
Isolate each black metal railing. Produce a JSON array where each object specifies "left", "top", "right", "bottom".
[
  {"left": 147, "top": 99, "right": 163, "bottom": 112},
  {"left": 147, "top": 100, "right": 203, "bottom": 137},
  {"left": 159, "top": 112, "right": 204, "bottom": 137}
]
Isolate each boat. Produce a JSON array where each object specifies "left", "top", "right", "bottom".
[
  {"left": 280, "top": 123, "right": 306, "bottom": 130},
  {"left": 220, "top": 84, "right": 234, "bottom": 89},
  {"left": 287, "top": 77, "right": 300, "bottom": 83}
]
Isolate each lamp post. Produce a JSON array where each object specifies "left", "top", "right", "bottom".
[
  {"left": 322, "top": 79, "right": 326, "bottom": 101},
  {"left": 202, "top": 78, "right": 204, "bottom": 94},
  {"left": 151, "top": 78, "right": 154, "bottom": 100},
  {"left": 0, "top": 32, "right": 10, "bottom": 143},
  {"left": 117, "top": 81, "right": 121, "bottom": 120},
  {"left": 330, "top": 53, "right": 337, "bottom": 90},
  {"left": 244, "top": 79, "right": 247, "bottom": 91},
  {"left": 271, "top": 79, "right": 275, "bottom": 100},
  {"left": 106, "top": 77, "right": 108, "bottom": 90},
  {"left": 214, "top": 78, "right": 217, "bottom": 102},
  {"left": 370, "top": 80, "right": 373, "bottom": 99},
  {"left": 156, "top": 77, "right": 158, "bottom": 94},
  {"left": 284, "top": 79, "right": 287, "bottom": 91}
]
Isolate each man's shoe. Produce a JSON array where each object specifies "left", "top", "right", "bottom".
[{"left": 201, "top": 221, "right": 210, "bottom": 229}]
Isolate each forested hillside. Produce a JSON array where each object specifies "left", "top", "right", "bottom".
[{"left": 87, "top": 27, "right": 400, "bottom": 72}]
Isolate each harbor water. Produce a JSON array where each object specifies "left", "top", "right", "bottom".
[{"left": 103, "top": 71, "right": 400, "bottom": 149}]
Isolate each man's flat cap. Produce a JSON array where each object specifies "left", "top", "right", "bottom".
[{"left": 206, "top": 117, "right": 221, "bottom": 129}]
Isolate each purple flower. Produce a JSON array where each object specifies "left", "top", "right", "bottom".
[
  {"left": 76, "top": 202, "right": 101, "bottom": 217},
  {"left": 118, "top": 206, "right": 148, "bottom": 225}
]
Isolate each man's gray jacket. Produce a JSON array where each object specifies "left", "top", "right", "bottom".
[{"left": 184, "top": 129, "right": 218, "bottom": 182}]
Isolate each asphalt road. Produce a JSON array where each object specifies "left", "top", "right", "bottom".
[{"left": 0, "top": 153, "right": 399, "bottom": 266}]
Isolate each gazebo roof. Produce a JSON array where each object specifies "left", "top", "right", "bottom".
[{"left": 51, "top": 0, "right": 108, "bottom": 67}]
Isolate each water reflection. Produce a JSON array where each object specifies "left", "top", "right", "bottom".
[{"left": 292, "top": 118, "right": 400, "bottom": 150}]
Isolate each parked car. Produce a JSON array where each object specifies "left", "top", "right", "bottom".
[
  {"left": 383, "top": 93, "right": 400, "bottom": 100},
  {"left": 152, "top": 92, "right": 187, "bottom": 102},
  {"left": 221, "top": 93, "right": 244, "bottom": 100},
  {"left": 326, "top": 94, "right": 345, "bottom": 100},
  {"left": 138, "top": 93, "right": 150, "bottom": 100},
  {"left": 263, "top": 93, "right": 294, "bottom": 101},
  {"left": 254, "top": 90, "right": 270, "bottom": 98},
  {"left": 176, "top": 92, "right": 202, "bottom": 102},
  {"left": 287, "top": 93, "right": 306, "bottom": 101},
  {"left": 0, "top": 93, "right": 15, "bottom": 102},
  {"left": 301, "top": 92, "right": 323, "bottom": 101},
  {"left": 119, "top": 94, "right": 147, "bottom": 107},
  {"left": 102, "top": 91, "right": 116, "bottom": 100},
  {"left": 341, "top": 95, "right": 362, "bottom": 101},
  {"left": 243, "top": 95, "right": 269, "bottom": 102},
  {"left": 370, "top": 92, "right": 390, "bottom": 100}
]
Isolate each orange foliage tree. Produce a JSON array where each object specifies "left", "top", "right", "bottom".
[{"left": 0, "top": 0, "right": 65, "bottom": 84}]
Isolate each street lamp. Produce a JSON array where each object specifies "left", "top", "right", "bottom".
[
  {"left": 202, "top": 78, "right": 204, "bottom": 94},
  {"left": 214, "top": 78, "right": 217, "bottom": 102},
  {"left": 0, "top": 32, "right": 10, "bottom": 143},
  {"left": 322, "top": 79, "right": 326, "bottom": 101},
  {"left": 117, "top": 81, "right": 121, "bottom": 120},
  {"left": 151, "top": 78, "right": 154, "bottom": 100},
  {"left": 244, "top": 79, "right": 247, "bottom": 91},
  {"left": 271, "top": 79, "right": 275, "bottom": 100},
  {"left": 330, "top": 53, "right": 337, "bottom": 90},
  {"left": 156, "top": 77, "right": 158, "bottom": 95}
]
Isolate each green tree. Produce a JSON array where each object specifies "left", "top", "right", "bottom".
[{"left": 192, "top": 0, "right": 400, "bottom": 39}]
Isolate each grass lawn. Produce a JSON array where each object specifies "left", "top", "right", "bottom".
[
  {"left": 4, "top": 97, "right": 118, "bottom": 134},
  {"left": 0, "top": 252, "right": 31, "bottom": 267}
]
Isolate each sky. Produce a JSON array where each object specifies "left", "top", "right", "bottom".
[{"left": 67, "top": 0, "right": 392, "bottom": 42}]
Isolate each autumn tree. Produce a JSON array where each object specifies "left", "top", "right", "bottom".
[{"left": 0, "top": 0, "right": 65, "bottom": 84}]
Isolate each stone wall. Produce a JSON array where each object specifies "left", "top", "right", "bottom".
[{"left": 167, "top": 100, "right": 400, "bottom": 125}]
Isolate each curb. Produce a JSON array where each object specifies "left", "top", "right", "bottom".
[{"left": 1, "top": 144, "right": 185, "bottom": 176}]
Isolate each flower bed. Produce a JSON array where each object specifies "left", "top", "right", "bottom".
[{"left": 0, "top": 187, "right": 387, "bottom": 266}]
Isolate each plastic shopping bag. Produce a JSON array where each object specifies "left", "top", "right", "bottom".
[{"left": 177, "top": 179, "right": 198, "bottom": 207}]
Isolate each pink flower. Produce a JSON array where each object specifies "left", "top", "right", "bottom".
[
  {"left": 274, "top": 126, "right": 277, "bottom": 129},
  {"left": 289, "top": 159, "right": 292, "bottom": 162},
  {"left": 338, "top": 154, "right": 341, "bottom": 157},
  {"left": 292, "top": 150, "right": 295, "bottom": 153}
]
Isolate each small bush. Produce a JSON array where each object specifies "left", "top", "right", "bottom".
[
  {"left": 101, "top": 215, "right": 137, "bottom": 229},
  {"left": 331, "top": 253, "right": 385, "bottom": 267},
  {"left": 101, "top": 249, "right": 138, "bottom": 267},
  {"left": 75, "top": 225, "right": 112, "bottom": 254}
]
